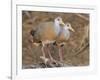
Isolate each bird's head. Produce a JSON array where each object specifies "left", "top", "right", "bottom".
[
  {"left": 54, "top": 17, "right": 65, "bottom": 27},
  {"left": 64, "top": 23, "right": 75, "bottom": 32}
]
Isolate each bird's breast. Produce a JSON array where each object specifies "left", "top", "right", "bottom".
[
  {"left": 41, "top": 25, "right": 57, "bottom": 41},
  {"left": 57, "top": 29, "right": 70, "bottom": 42}
]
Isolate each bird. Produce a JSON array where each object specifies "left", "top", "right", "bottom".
[
  {"left": 30, "top": 17, "right": 65, "bottom": 64},
  {"left": 53, "top": 23, "right": 75, "bottom": 63}
]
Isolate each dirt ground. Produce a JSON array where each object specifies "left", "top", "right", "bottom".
[{"left": 22, "top": 11, "right": 89, "bottom": 69}]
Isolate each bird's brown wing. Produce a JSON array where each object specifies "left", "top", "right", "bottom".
[
  {"left": 56, "top": 32, "right": 67, "bottom": 43},
  {"left": 34, "top": 22, "right": 57, "bottom": 42}
]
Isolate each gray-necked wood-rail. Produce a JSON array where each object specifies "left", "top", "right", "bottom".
[
  {"left": 30, "top": 17, "right": 65, "bottom": 64},
  {"left": 54, "top": 23, "right": 75, "bottom": 63}
]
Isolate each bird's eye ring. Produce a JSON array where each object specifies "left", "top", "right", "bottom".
[
  {"left": 57, "top": 18, "right": 60, "bottom": 21},
  {"left": 66, "top": 23, "right": 70, "bottom": 27},
  {"left": 67, "top": 24, "right": 69, "bottom": 26}
]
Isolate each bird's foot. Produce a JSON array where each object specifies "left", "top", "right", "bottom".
[
  {"left": 50, "top": 58, "right": 56, "bottom": 63},
  {"left": 50, "top": 58, "right": 58, "bottom": 64},
  {"left": 56, "top": 60, "right": 64, "bottom": 67},
  {"left": 40, "top": 56, "right": 49, "bottom": 64},
  {"left": 50, "top": 58, "right": 64, "bottom": 66}
]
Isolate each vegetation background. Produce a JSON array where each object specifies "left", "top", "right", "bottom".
[{"left": 22, "top": 11, "right": 89, "bottom": 69}]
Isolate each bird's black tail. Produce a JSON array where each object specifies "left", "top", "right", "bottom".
[{"left": 30, "top": 29, "right": 36, "bottom": 37}]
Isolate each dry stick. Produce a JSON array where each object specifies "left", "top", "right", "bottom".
[
  {"left": 24, "top": 11, "right": 31, "bottom": 18},
  {"left": 23, "top": 16, "right": 38, "bottom": 25},
  {"left": 74, "top": 42, "right": 89, "bottom": 56},
  {"left": 74, "top": 25, "right": 89, "bottom": 56},
  {"left": 75, "top": 14, "right": 89, "bottom": 21},
  {"left": 40, "top": 56, "right": 50, "bottom": 64},
  {"left": 27, "top": 45, "right": 35, "bottom": 59}
]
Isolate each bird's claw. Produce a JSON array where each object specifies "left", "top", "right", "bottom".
[{"left": 50, "top": 58, "right": 58, "bottom": 64}]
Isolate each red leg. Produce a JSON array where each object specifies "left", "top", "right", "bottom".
[
  {"left": 41, "top": 46, "right": 50, "bottom": 64},
  {"left": 46, "top": 45, "right": 57, "bottom": 63},
  {"left": 58, "top": 47, "right": 64, "bottom": 63},
  {"left": 41, "top": 46, "right": 46, "bottom": 58}
]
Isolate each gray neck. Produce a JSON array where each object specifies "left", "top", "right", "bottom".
[{"left": 54, "top": 22, "right": 61, "bottom": 35}]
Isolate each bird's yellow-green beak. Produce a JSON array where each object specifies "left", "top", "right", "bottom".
[
  {"left": 69, "top": 26, "right": 75, "bottom": 32},
  {"left": 60, "top": 20, "right": 65, "bottom": 27}
]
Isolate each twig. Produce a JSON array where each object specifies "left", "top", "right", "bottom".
[
  {"left": 75, "top": 14, "right": 89, "bottom": 21},
  {"left": 74, "top": 24, "right": 89, "bottom": 56},
  {"left": 24, "top": 11, "right": 31, "bottom": 18},
  {"left": 23, "top": 16, "right": 38, "bottom": 25},
  {"left": 74, "top": 42, "right": 89, "bottom": 56}
]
